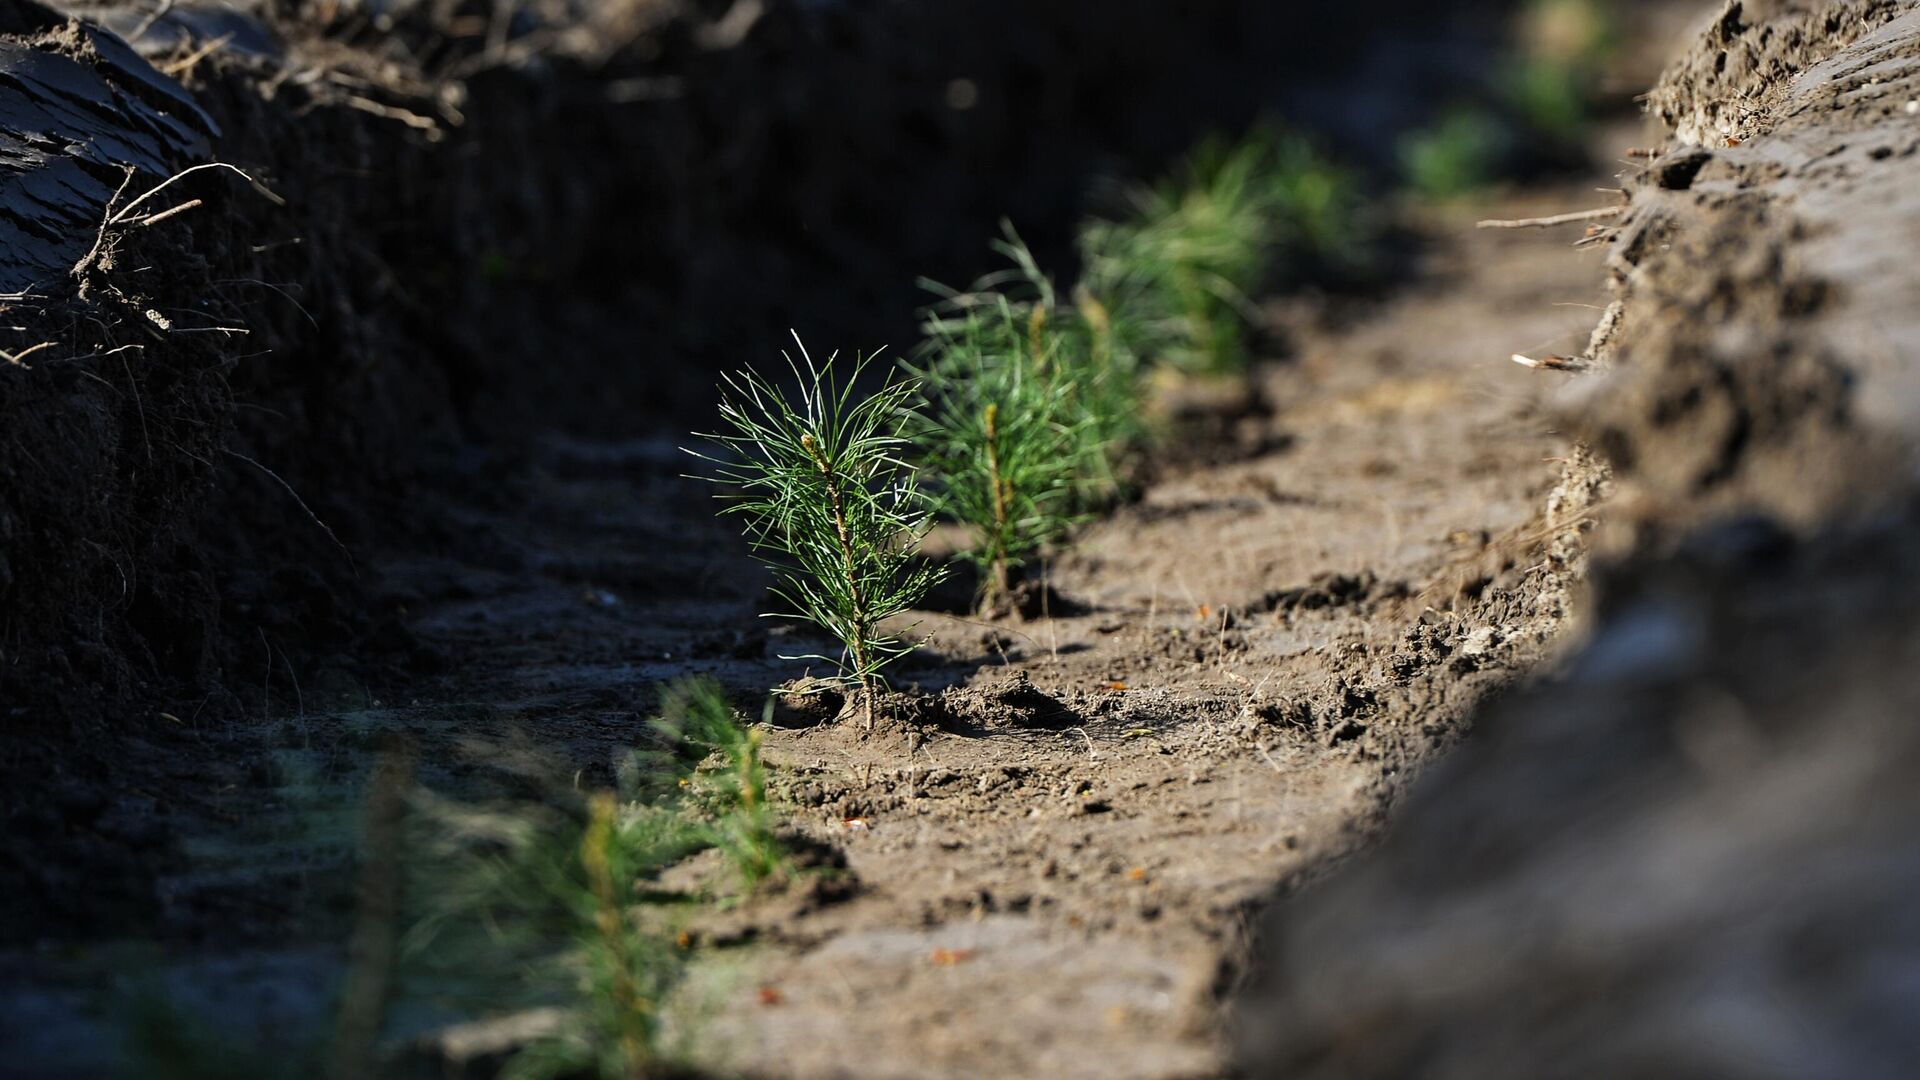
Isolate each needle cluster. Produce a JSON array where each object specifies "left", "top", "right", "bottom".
[
  {"left": 405, "top": 678, "right": 794, "bottom": 1079},
  {"left": 649, "top": 678, "right": 784, "bottom": 888},
  {"left": 405, "top": 747, "right": 699, "bottom": 1080}
]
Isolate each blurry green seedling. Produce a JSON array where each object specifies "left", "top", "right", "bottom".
[
  {"left": 647, "top": 678, "right": 786, "bottom": 889},
  {"left": 1398, "top": 107, "right": 1513, "bottom": 201},
  {"left": 1505, "top": 0, "right": 1617, "bottom": 142},
  {"left": 909, "top": 292, "right": 1087, "bottom": 611},
  {"left": 1404, "top": 0, "right": 1617, "bottom": 198},
  {"left": 1079, "top": 129, "right": 1366, "bottom": 374},
  {"left": 692, "top": 339, "right": 944, "bottom": 727},
  {"left": 407, "top": 740, "right": 705, "bottom": 1080},
  {"left": 923, "top": 225, "right": 1146, "bottom": 512}
]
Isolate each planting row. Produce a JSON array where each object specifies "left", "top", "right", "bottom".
[{"left": 697, "top": 129, "right": 1368, "bottom": 723}]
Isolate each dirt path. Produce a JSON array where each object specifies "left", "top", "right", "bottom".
[{"left": 346, "top": 188, "right": 1606, "bottom": 1077}]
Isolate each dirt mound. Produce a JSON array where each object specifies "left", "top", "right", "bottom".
[
  {"left": 1571, "top": 0, "right": 1920, "bottom": 537},
  {"left": 1648, "top": 0, "right": 1908, "bottom": 144},
  {"left": 1239, "top": 509, "right": 1920, "bottom": 1078},
  {"left": 1237, "top": 4, "right": 1920, "bottom": 1075},
  {"left": 1, "top": 0, "right": 233, "bottom": 732}
]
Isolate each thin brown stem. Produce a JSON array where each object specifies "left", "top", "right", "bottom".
[
  {"left": 983, "top": 403, "right": 1012, "bottom": 605},
  {"left": 740, "top": 729, "right": 762, "bottom": 815},
  {"left": 1475, "top": 205, "right": 1624, "bottom": 230},
  {"left": 1078, "top": 291, "right": 1112, "bottom": 368},
  {"left": 327, "top": 746, "right": 411, "bottom": 1080},
  {"left": 803, "top": 434, "right": 878, "bottom": 728}
]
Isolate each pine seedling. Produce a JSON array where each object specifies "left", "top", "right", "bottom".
[
  {"left": 649, "top": 678, "right": 786, "bottom": 889},
  {"left": 1079, "top": 129, "right": 1365, "bottom": 374},
  {"left": 1260, "top": 133, "right": 1370, "bottom": 283},
  {"left": 693, "top": 338, "right": 944, "bottom": 727},
  {"left": 1080, "top": 136, "right": 1274, "bottom": 375},
  {"left": 909, "top": 297, "right": 1086, "bottom": 610},
  {"left": 922, "top": 225, "right": 1146, "bottom": 512}
]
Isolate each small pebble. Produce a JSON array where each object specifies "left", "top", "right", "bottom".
[{"left": 1908, "top": 100, "right": 1919, "bottom": 115}]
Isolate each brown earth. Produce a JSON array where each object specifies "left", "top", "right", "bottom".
[{"left": 18, "top": 0, "right": 1920, "bottom": 1076}]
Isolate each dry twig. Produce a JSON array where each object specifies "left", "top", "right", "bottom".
[
  {"left": 1510, "top": 353, "right": 1591, "bottom": 372},
  {"left": 1476, "top": 206, "right": 1625, "bottom": 230}
]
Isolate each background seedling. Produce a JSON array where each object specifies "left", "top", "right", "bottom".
[
  {"left": 1079, "top": 129, "right": 1364, "bottom": 374},
  {"left": 1399, "top": 107, "right": 1514, "bottom": 201},
  {"left": 694, "top": 339, "right": 944, "bottom": 727},
  {"left": 1080, "top": 137, "right": 1272, "bottom": 375},
  {"left": 924, "top": 225, "right": 1147, "bottom": 508},
  {"left": 1504, "top": 0, "right": 1616, "bottom": 144},
  {"left": 910, "top": 295, "right": 1086, "bottom": 611},
  {"left": 1400, "top": 0, "right": 1617, "bottom": 200}
]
